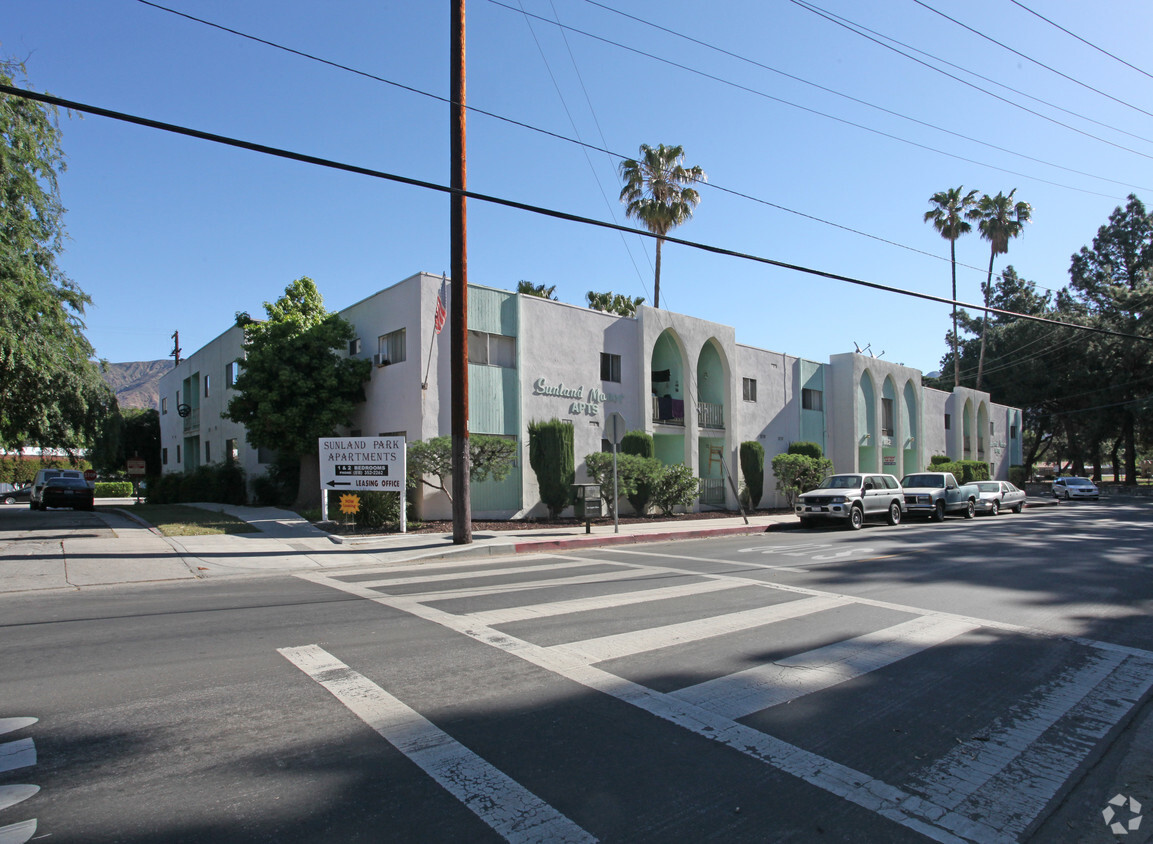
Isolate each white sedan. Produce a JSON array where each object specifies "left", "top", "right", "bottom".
[
  {"left": 974, "top": 481, "right": 1027, "bottom": 515},
  {"left": 1052, "top": 477, "right": 1100, "bottom": 501}
]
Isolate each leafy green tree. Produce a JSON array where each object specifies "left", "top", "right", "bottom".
[
  {"left": 619, "top": 144, "right": 706, "bottom": 309},
  {"left": 649, "top": 463, "right": 699, "bottom": 515},
  {"left": 406, "top": 434, "right": 517, "bottom": 500},
  {"left": 584, "top": 451, "right": 661, "bottom": 517},
  {"left": 924, "top": 187, "right": 979, "bottom": 387},
  {"left": 586, "top": 291, "right": 645, "bottom": 316},
  {"left": 528, "top": 418, "right": 574, "bottom": 518},
  {"left": 0, "top": 61, "right": 117, "bottom": 452},
  {"left": 90, "top": 407, "right": 161, "bottom": 477},
  {"left": 517, "top": 280, "right": 558, "bottom": 299},
  {"left": 771, "top": 452, "right": 833, "bottom": 509},
  {"left": 222, "top": 277, "right": 372, "bottom": 508},
  {"left": 969, "top": 189, "right": 1032, "bottom": 388},
  {"left": 739, "top": 441, "right": 765, "bottom": 508}
]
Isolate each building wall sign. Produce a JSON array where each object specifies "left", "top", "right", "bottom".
[{"left": 532, "top": 377, "right": 623, "bottom": 417}]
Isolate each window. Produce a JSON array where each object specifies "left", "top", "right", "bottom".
[
  {"left": 176, "top": 444, "right": 182, "bottom": 464},
  {"left": 162, "top": 447, "right": 168, "bottom": 466},
  {"left": 377, "top": 328, "right": 407, "bottom": 365},
  {"left": 205, "top": 441, "right": 212, "bottom": 463},
  {"left": 743, "top": 378, "right": 757, "bottom": 402},
  {"left": 349, "top": 338, "right": 361, "bottom": 356},
  {"left": 226, "top": 361, "right": 239, "bottom": 387},
  {"left": 226, "top": 438, "right": 238, "bottom": 463},
  {"left": 881, "top": 398, "right": 894, "bottom": 437},
  {"left": 945, "top": 414, "right": 951, "bottom": 430},
  {"left": 802, "top": 388, "right": 823, "bottom": 411},
  {"left": 601, "top": 352, "right": 621, "bottom": 383},
  {"left": 204, "top": 375, "right": 211, "bottom": 397},
  {"left": 990, "top": 422, "right": 995, "bottom": 436},
  {"left": 161, "top": 397, "right": 168, "bottom": 415},
  {"left": 1010, "top": 424, "right": 1018, "bottom": 439},
  {"left": 468, "top": 330, "right": 516, "bottom": 367}
]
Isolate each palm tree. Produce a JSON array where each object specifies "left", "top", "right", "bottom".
[
  {"left": 969, "top": 189, "right": 1032, "bottom": 388},
  {"left": 924, "top": 186, "right": 979, "bottom": 387},
  {"left": 516, "top": 280, "right": 557, "bottom": 300},
  {"left": 619, "top": 144, "right": 706, "bottom": 309},
  {"left": 586, "top": 290, "right": 645, "bottom": 316}
]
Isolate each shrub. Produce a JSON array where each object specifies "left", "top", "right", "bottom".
[
  {"left": 650, "top": 463, "right": 699, "bottom": 515},
  {"left": 620, "top": 430, "right": 656, "bottom": 514},
  {"left": 353, "top": 491, "right": 401, "bottom": 530},
  {"left": 251, "top": 453, "right": 298, "bottom": 507},
  {"left": 528, "top": 419, "right": 575, "bottom": 518},
  {"left": 771, "top": 452, "right": 833, "bottom": 509},
  {"left": 926, "top": 460, "right": 990, "bottom": 484},
  {"left": 739, "top": 441, "right": 765, "bottom": 508},
  {"left": 144, "top": 463, "right": 248, "bottom": 505},
  {"left": 94, "top": 481, "right": 133, "bottom": 497},
  {"left": 929, "top": 454, "right": 951, "bottom": 466},
  {"left": 787, "top": 441, "right": 823, "bottom": 460},
  {"left": 584, "top": 452, "right": 661, "bottom": 517},
  {"left": 1009, "top": 465, "right": 1027, "bottom": 486},
  {"left": 620, "top": 430, "right": 655, "bottom": 459}
]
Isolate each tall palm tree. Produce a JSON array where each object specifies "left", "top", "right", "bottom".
[
  {"left": 619, "top": 144, "right": 706, "bottom": 309},
  {"left": 969, "top": 189, "right": 1032, "bottom": 388},
  {"left": 924, "top": 186, "right": 979, "bottom": 387}
]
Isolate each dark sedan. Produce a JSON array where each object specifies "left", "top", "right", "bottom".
[
  {"left": 2, "top": 485, "right": 32, "bottom": 505},
  {"left": 40, "top": 477, "right": 95, "bottom": 511}
]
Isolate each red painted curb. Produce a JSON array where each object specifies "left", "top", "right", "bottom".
[{"left": 513, "top": 523, "right": 773, "bottom": 554}]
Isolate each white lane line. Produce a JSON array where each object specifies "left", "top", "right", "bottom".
[
  {"left": 0, "top": 740, "right": 35, "bottom": 775},
  {"left": 908, "top": 650, "right": 1153, "bottom": 838},
  {"left": 469, "top": 578, "right": 745, "bottom": 626},
  {"left": 0, "top": 785, "right": 39, "bottom": 813},
  {"left": 351, "top": 559, "right": 618, "bottom": 589},
  {"left": 377, "top": 567, "right": 663, "bottom": 603},
  {"left": 0, "top": 720, "right": 36, "bottom": 738},
  {"left": 674, "top": 616, "right": 978, "bottom": 719},
  {"left": 0, "top": 819, "right": 37, "bottom": 844},
  {"left": 297, "top": 572, "right": 1002, "bottom": 844},
  {"left": 550, "top": 595, "right": 851, "bottom": 664},
  {"left": 279, "top": 644, "right": 596, "bottom": 844}
]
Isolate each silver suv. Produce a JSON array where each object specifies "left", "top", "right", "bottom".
[{"left": 795, "top": 473, "right": 905, "bottom": 530}]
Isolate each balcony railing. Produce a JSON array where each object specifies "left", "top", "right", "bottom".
[
  {"left": 652, "top": 395, "right": 685, "bottom": 426},
  {"left": 698, "top": 401, "right": 724, "bottom": 429},
  {"left": 182, "top": 408, "right": 200, "bottom": 432}
]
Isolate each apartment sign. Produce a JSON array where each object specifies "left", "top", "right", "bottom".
[{"left": 318, "top": 437, "right": 406, "bottom": 492}]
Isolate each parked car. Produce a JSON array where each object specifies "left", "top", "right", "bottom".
[
  {"left": 29, "top": 468, "right": 85, "bottom": 510},
  {"left": 38, "top": 477, "right": 95, "bottom": 511},
  {"left": 1, "top": 484, "right": 32, "bottom": 505},
  {"left": 900, "top": 472, "right": 980, "bottom": 521},
  {"left": 974, "top": 481, "right": 1026, "bottom": 515},
  {"left": 795, "top": 473, "right": 905, "bottom": 530},
  {"left": 1052, "top": 476, "right": 1100, "bottom": 500}
]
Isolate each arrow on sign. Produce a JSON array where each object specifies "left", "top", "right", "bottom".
[{"left": 326, "top": 480, "right": 352, "bottom": 487}]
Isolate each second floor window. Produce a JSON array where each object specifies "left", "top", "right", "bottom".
[
  {"left": 468, "top": 330, "right": 515, "bottom": 367},
  {"left": 882, "top": 398, "right": 894, "bottom": 437},
  {"left": 743, "top": 378, "right": 757, "bottom": 402},
  {"left": 802, "top": 388, "right": 823, "bottom": 411},
  {"left": 378, "top": 328, "right": 407, "bottom": 365},
  {"left": 601, "top": 353, "right": 621, "bottom": 383}
]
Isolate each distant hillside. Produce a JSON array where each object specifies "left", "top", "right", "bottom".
[{"left": 101, "top": 360, "right": 171, "bottom": 410}]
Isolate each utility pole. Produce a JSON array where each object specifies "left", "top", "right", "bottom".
[{"left": 451, "top": 0, "right": 472, "bottom": 544}]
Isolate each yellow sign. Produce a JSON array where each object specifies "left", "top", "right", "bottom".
[{"left": 339, "top": 494, "right": 361, "bottom": 515}]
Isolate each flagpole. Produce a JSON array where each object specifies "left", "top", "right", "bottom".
[{"left": 423, "top": 274, "right": 448, "bottom": 390}]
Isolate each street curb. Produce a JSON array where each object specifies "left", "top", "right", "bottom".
[{"left": 512, "top": 522, "right": 777, "bottom": 553}]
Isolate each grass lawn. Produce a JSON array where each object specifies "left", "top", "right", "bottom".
[{"left": 121, "top": 504, "right": 258, "bottom": 536}]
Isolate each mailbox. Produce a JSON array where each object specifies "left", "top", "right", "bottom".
[{"left": 572, "top": 483, "right": 603, "bottom": 527}]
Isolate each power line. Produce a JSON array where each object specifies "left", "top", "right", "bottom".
[
  {"left": 4, "top": 82, "right": 1150, "bottom": 349},
  {"left": 1007, "top": 0, "right": 1153, "bottom": 82},
  {"left": 912, "top": 0, "right": 1153, "bottom": 121}
]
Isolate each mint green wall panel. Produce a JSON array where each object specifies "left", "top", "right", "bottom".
[
  {"left": 469, "top": 365, "right": 518, "bottom": 435},
  {"left": 469, "top": 286, "right": 517, "bottom": 335}
]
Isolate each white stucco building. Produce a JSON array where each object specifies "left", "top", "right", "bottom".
[{"left": 159, "top": 272, "right": 1023, "bottom": 517}]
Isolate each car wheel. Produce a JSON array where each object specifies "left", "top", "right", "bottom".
[
  {"left": 964, "top": 499, "right": 976, "bottom": 519},
  {"left": 1013, "top": 503, "right": 1023, "bottom": 514},
  {"left": 933, "top": 500, "right": 946, "bottom": 522},
  {"left": 28, "top": 500, "right": 36, "bottom": 510},
  {"left": 886, "top": 501, "right": 901, "bottom": 526},
  {"left": 4, "top": 496, "right": 14, "bottom": 505},
  {"left": 989, "top": 500, "right": 1000, "bottom": 516},
  {"left": 847, "top": 505, "right": 864, "bottom": 530}
]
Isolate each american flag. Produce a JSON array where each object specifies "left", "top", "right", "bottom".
[{"left": 434, "top": 278, "right": 448, "bottom": 334}]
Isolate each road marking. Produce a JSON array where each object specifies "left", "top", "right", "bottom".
[
  {"left": 0, "top": 741, "right": 34, "bottom": 775},
  {"left": 280, "top": 644, "right": 596, "bottom": 844},
  {"left": 0, "top": 721, "right": 35, "bottom": 738},
  {"left": 468, "top": 578, "right": 744, "bottom": 626},
  {"left": 365, "top": 565, "right": 662, "bottom": 602},
  {"left": 674, "top": 616, "right": 977, "bottom": 718},
  {"left": 0, "top": 819, "right": 37, "bottom": 844},
  {"left": 0, "top": 786, "right": 38, "bottom": 813},
  {"left": 350, "top": 559, "right": 616, "bottom": 589},
  {"left": 549, "top": 594, "right": 849, "bottom": 664}
]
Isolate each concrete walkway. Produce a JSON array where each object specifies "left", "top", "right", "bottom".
[{"left": 0, "top": 496, "right": 1060, "bottom": 595}]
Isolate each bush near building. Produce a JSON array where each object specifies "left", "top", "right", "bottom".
[
  {"left": 620, "top": 430, "right": 656, "bottom": 514},
  {"left": 772, "top": 451, "right": 834, "bottom": 509},
  {"left": 147, "top": 463, "right": 247, "bottom": 505},
  {"left": 583, "top": 451, "right": 660, "bottom": 518},
  {"left": 926, "top": 456, "right": 990, "bottom": 484},
  {"left": 650, "top": 463, "right": 700, "bottom": 515},
  {"left": 740, "top": 441, "right": 765, "bottom": 508},
  {"left": 94, "top": 482, "right": 133, "bottom": 497},
  {"left": 529, "top": 419, "right": 575, "bottom": 518}
]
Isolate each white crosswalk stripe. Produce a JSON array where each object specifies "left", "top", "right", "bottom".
[{"left": 297, "top": 553, "right": 1153, "bottom": 844}]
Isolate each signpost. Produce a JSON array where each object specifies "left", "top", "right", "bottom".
[
  {"left": 318, "top": 437, "right": 407, "bottom": 532},
  {"left": 127, "top": 457, "right": 146, "bottom": 503},
  {"left": 606, "top": 412, "right": 627, "bottom": 534}
]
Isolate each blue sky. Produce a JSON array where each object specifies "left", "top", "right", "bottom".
[{"left": 5, "top": 0, "right": 1152, "bottom": 375}]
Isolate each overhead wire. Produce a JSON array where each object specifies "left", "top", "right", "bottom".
[
  {"left": 1006, "top": 0, "right": 1153, "bottom": 83},
  {"left": 4, "top": 82, "right": 1150, "bottom": 350}
]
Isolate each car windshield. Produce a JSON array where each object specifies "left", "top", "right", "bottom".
[
  {"left": 47, "top": 478, "right": 89, "bottom": 489},
  {"left": 976, "top": 482, "right": 1000, "bottom": 492},
  {"left": 1064, "top": 477, "right": 1094, "bottom": 486},
  {"left": 815, "top": 475, "right": 861, "bottom": 490},
  {"left": 901, "top": 474, "right": 941, "bottom": 488}
]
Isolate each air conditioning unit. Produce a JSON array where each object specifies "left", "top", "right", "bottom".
[{"left": 373, "top": 353, "right": 389, "bottom": 367}]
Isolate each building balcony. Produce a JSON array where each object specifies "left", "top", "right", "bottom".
[
  {"left": 698, "top": 401, "right": 724, "bottom": 430},
  {"left": 182, "top": 409, "right": 200, "bottom": 433},
  {"left": 652, "top": 395, "right": 685, "bottom": 426}
]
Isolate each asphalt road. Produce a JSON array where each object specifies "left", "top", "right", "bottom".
[{"left": 1, "top": 500, "right": 1150, "bottom": 843}]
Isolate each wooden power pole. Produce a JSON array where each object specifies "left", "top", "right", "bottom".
[{"left": 451, "top": 0, "right": 472, "bottom": 544}]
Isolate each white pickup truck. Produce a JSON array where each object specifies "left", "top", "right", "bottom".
[{"left": 900, "top": 472, "right": 979, "bottom": 521}]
